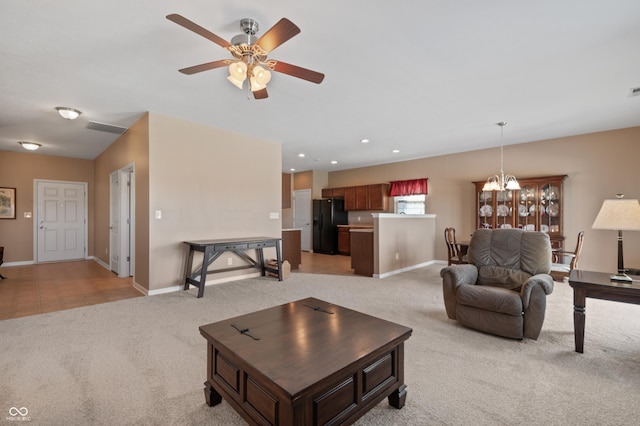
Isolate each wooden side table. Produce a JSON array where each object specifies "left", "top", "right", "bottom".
[{"left": 568, "top": 269, "right": 640, "bottom": 353}]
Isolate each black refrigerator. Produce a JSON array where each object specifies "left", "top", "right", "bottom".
[{"left": 312, "top": 198, "right": 348, "bottom": 255}]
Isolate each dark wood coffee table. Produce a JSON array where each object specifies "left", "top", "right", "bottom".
[
  {"left": 569, "top": 269, "right": 640, "bottom": 353},
  {"left": 199, "top": 297, "right": 412, "bottom": 425}
]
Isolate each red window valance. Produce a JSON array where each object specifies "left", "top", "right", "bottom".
[{"left": 388, "top": 178, "right": 428, "bottom": 197}]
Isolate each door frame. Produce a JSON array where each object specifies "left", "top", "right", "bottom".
[
  {"left": 33, "top": 179, "right": 88, "bottom": 263},
  {"left": 293, "top": 189, "right": 312, "bottom": 252},
  {"left": 110, "top": 163, "right": 135, "bottom": 277}
]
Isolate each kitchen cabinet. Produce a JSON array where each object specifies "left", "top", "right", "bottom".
[
  {"left": 338, "top": 227, "right": 350, "bottom": 255},
  {"left": 282, "top": 229, "right": 301, "bottom": 270},
  {"left": 322, "top": 187, "right": 345, "bottom": 198},
  {"left": 355, "top": 186, "right": 368, "bottom": 210},
  {"left": 282, "top": 173, "right": 291, "bottom": 209},
  {"left": 366, "top": 184, "right": 389, "bottom": 210},
  {"left": 325, "top": 183, "right": 389, "bottom": 211},
  {"left": 351, "top": 230, "right": 374, "bottom": 276},
  {"left": 473, "top": 175, "right": 567, "bottom": 249},
  {"left": 343, "top": 187, "right": 356, "bottom": 210}
]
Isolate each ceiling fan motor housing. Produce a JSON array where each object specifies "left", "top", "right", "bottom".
[{"left": 230, "top": 18, "right": 259, "bottom": 46}]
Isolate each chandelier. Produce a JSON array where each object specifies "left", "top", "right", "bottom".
[{"left": 482, "top": 122, "right": 520, "bottom": 191}]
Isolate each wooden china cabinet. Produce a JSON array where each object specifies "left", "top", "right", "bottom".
[{"left": 472, "top": 175, "right": 567, "bottom": 249}]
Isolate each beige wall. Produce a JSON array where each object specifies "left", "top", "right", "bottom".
[
  {"left": 0, "top": 151, "right": 94, "bottom": 262},
  {"left": 374, "top": 214, "right": 436, "bottom": 276},
  {"left": 147, "top": 113, "right": 282, "bottom": 291},
  {"left": 329, "top": 127, "right": 640, "bottom": 273},
  {"left": 94, "top": 113, "right": 150, "bottom": 289}
]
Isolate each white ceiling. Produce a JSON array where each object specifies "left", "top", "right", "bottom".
[{"left": 1, "top": 1, "right": 639, "bottom": 172}]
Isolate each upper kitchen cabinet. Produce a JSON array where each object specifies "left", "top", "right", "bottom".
[
  {"left": 366, "top": 184, "right": 389, "bottom": 211},
  {"left": 473, "top": 175, "right": 567, "bottom": 249},
  {"left": 324, "top": 183, "right": 390, "bottom": 211}
]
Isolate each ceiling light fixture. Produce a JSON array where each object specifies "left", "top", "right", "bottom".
[
  {"left": 482, "top": 122, "right": 520, "bottom": 191},
  {"left": 56, "top": 107, "right": 81, "bottom": 120},
  {"left": 360, "top": 139, "right": 370, "bottom": 144},
  {"left": 19, "top": 141, "right": 41, "bottom": 151},
  {"left": 392, "top": 149, "right": 400, "bottom": 153},
  {"left": 224, "top": 19, "right": 273, "bottom": 95},
  {"left": 331, "top": 160, "right": 338, "bottom": 164},
  {"left": 298, "top": 153, "right": 305, "bottom": 158}
]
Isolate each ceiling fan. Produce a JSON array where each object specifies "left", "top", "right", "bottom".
[{"left": 166, "top": 14, "right": 325, "bottom": 99}]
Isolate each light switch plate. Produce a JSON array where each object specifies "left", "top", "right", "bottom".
[
  {"left": 269, "top": 212, "right": 279, "bottom": 219},
  {"left": 24, "top": 212, "right": 32, "bottom": 218}
]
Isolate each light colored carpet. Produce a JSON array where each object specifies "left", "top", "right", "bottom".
[{"left": 1, "top": 264, "right": 639, "bottom": 425}]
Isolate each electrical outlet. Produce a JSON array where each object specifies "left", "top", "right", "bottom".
[
  {"left": 395, "top": 252, "right": 399, "bottom": 260},
  {"left": 227, "top": 257, "right": 233, "bottom": 266},
  {"left": 105, "top": 248, "right": 108, "bottom": 255}
]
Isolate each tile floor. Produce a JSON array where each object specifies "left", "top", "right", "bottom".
[{"left": 0, "top": 260, "right": 143, "bottom": 320}]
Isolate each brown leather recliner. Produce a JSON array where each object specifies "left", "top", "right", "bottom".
[{"left": 440, "top": 228, "right": 554, "bottom": 340}]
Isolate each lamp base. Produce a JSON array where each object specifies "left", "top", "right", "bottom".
[{"left": 610, "top": 273, "right": 633, "bottom": 283}]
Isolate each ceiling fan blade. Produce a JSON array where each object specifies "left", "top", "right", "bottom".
[
  {"left": 253, "top": 88, "right": 269, "bottom": 99},
  {"left": 178, "top": 60, "right": 229, "bottom": 75},
  {"left": 166, "top": 14, "right": 231, "bottom": 48},
  {"left": 271, "top": 61, "right": 325, "bottom": 84},
  {"left": 256, "top": 18, "right": 300, "bottom": 53}
]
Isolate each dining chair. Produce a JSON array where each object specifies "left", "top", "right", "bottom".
[
  {"left": 550, "top": 231, "right": 584, "bottom": 282},
  {"left": 444, "top": 227, "right": 468, "bottom": 265}
]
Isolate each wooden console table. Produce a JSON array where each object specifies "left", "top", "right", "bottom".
[
  {"left": 569, "top": 269, "right": 640, "bottom": 353},
  {"left": 184, "top": 237, "right": 282, "bottom": 298}
]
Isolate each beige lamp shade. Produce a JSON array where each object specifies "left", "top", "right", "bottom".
[{"left": 592, "top": 198, "right": 640, "bottom": 231}]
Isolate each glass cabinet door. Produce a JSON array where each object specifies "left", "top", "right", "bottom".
[
  {"left": 495, "top": 190, "right": 514, "bottom": 229},
  {"left": 478, "top": 191, "right": 494, "bottom": 229},
  {"left": 516, "top": 185, "right": 537, "bottom": 231},
  {"left": 540, "top": 183, "right": 561, "bottom": 235}
]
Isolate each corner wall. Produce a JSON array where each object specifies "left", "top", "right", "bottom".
[
  {"left": 94, "top": 113, "right": 150, "bottom": 289},
  {"left": 147, "top": 113, "right": 282, "bottom": 292}
]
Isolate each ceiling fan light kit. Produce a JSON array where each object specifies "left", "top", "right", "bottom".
[
  {"left": 166, "top": 14, "right": 324, "bottom": 99},
  {"left": 56, "top": 107, "right": 81, "bottom": 120}
]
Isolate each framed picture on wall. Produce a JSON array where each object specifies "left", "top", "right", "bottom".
[{"left": 0, "top": 187, "right": 16, "bottom": 219}]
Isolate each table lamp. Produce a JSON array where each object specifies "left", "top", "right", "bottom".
[{"left": 591, "top": 194, "right": 640, "bottom": 282}]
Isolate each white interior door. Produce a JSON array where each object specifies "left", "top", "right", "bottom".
[
  {"left": 110, "top": 172, "right": 121, "bottom": 274},
  {"left": 294, "top": 189, "right": 312, "bottom": 251},
  {"left": 36, "top": 181, "right": 86, "bottom": 262},
  {"left": 110, "top": 167, "right": 133, "bottom": 277}
]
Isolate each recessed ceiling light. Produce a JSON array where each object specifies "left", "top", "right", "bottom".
[
  {"left": 331, "top": 160, "right": 338, "bottom": 164},
  {"left": 298, "top": 153, "right": 305, "bottom": 157},
  {"left": 19, "top": 141, "right": 41, "bottom": 151},
  {"left": 360, "top": 139, "right": 370, "bottom": 144},
  {"left": 55, "top": 107, "right": 82, "bottom": 120},
  {"left": 290, "top": 168, "right": 296, "bottom": 172},
  {"left": 392, "top": 149, "right": 400, "bottom": 153}
]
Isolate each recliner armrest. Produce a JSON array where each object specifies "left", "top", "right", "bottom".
[
  {"left": 520, "top": 273, "right": 554, "bottom": 307},
  {"left": 440, "top": 264, "right": 478, "bottom": 286}
]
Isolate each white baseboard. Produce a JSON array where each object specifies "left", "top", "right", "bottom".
[
  {"left": 92, "top": 256, "right": 111, "bottom": 270},
  {"left": 147, "top": 271, "right": 262, "bottom": 296},
  {"left": 374, "top": 260, "right": 441, "bottom": 279},
  {"left": 2, "top": 260, "right": 35, "bottom": 267}
]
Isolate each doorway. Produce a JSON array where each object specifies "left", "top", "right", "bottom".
[
  {"left": 293, "top": 189, "right": 311, "bottom": 251},
  {"left": 35, "top": 180, "right": 87, "bottom": 263},
  {"left": 110, "top": 164, "right": 135, "bottom": 277}
]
